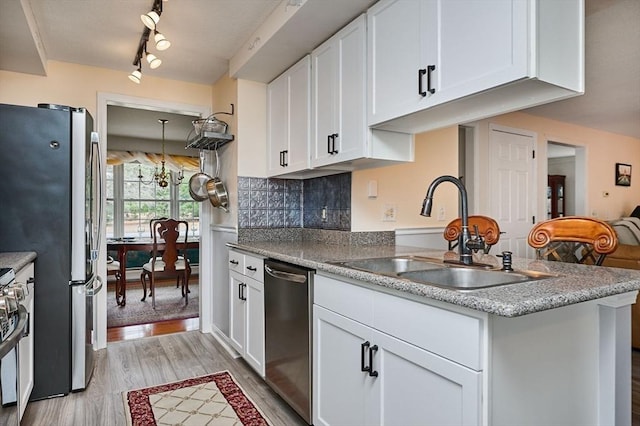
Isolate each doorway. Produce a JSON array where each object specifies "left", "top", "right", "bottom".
[
  {"left": 547, "top": 141, "right": 587, "bottom": 216},
  {"left": 96, "top": 93, "right": 211, "bottom": 349}
]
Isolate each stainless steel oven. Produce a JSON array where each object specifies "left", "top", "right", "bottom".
[{"left": 264, "top": 259, "right": 314, "bottom": 425}]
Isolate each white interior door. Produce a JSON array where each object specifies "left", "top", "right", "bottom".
[{"left": 489, "top": 125, "right": 536, "bottom": 259}]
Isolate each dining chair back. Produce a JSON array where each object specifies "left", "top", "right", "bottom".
[
  {"left": 140, "top": 218, "right": 191, "bottom": 309},
  {"left": 527, "top": 216, "right": 618, "bottom": 265},
  {"left": 444, "top": 215, "right": 501, "bottom": 254}
]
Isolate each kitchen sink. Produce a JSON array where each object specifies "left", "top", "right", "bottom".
[
  {"left": 331, "top": 255, "right": 557, "bottom": 291},
  {"left": 332, "top": 256, "right": 445, "bottom": 275},
  {"left": 398, "top": 268, "right": 555, "bottom": 291}
]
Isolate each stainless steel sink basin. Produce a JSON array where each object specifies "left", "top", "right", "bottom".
[
  {"left": 398, "top": 268, "right": 555, "bottom": 291},
  {"left": 331, "top": 255, "right": 557, "bottom": 291},
  {"left": 333, "top": 256, "right": 444, "bottom": 274}
]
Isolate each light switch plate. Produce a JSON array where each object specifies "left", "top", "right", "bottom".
[{"left": 382, "top": 204, "right": 397, "bottom": 222}]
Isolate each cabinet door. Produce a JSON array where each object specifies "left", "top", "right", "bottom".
[
  {"left": 435, "top": 0, "right": 528, "bottom": 105},
  {"left": 228, "top": 271, "right": 246, "bottom": 354},
  {"left": 244, "top": 276, "right": 265, "bottom": 377},
  {"left": 367, "top": 0, "right": 433, "bottom": 126},
  {"left": 313, "top": 305, "right": 368, "bottom": 426},
  {"left": 267, "top": 72, "right": 288, "bottom": 176},
  {"left": 312, "top": 15, "right": 366, "bottom": 168},
  {"left": 286, "top": 56, "right": 311, "bottom": 172},
  {"left": 367, "top": 329, "right": 482, "bottom": 426}
]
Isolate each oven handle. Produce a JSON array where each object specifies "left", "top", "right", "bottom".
[{"left": 264, "top": 265, "right": 307, "bottom": 283}]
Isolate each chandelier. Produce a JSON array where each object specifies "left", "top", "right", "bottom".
[{"left": 139, "top": 118, "right": 184, "bottom": 187}]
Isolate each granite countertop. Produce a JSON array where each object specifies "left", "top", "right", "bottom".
[
  {"left": 229, "top": 241, "right": 640, "bottom": 318},
  {"left": 0, "top": 252, "right": 36, "bottom": 273}
]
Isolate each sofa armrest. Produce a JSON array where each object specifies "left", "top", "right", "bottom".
[{"left": 602, "top": 243, "right": 640, "bottom": 269}]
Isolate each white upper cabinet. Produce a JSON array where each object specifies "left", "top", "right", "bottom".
[
  {"left": 368, "top": 0, "right": 584, "bottom": 133},
  {"left": 311, "top": 14, "right": 367, "bottom": 167},
  {"left": 267, "top": 55, "right": 311, "bottom": 177}
]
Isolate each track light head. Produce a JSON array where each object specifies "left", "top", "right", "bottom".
[
  {"left": 146, "top": 52, "right": 162, "bottom": 69},
  {"left": 154, "top": 31, "right": 171, "bottom": 51},
  {"left": 129, "top": 68, "right": 142, "bottom": 83},
  {"left": 141, "top": 10, "right": 160, "bottom": 29}
]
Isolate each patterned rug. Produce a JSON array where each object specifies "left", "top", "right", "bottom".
[
  {"left": 124, "top": 371, "right": 271, "bottom": 426},
  {"left": 107, "top": 282, "right": 199, "bottom": 328}
]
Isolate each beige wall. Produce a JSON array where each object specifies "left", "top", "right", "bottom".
[
  {"left": 478, "top": 112, "right": 640, "bottom": 221},
  {"left": 0, "top": 61, "right": 213, "bottom": 117},
  {"left": 352, "top": 126, "right": 459, "bottom": 231}
]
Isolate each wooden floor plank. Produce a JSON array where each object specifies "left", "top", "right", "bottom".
[{"left": 20, "top": 330, "right": 306, "bottom": 426}]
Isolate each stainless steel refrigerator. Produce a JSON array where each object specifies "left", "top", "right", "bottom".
[{"left": 0, "top": 103, "right": 104, "bottom": 399}]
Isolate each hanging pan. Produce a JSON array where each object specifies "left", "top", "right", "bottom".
[
  {"left": 207, "top": 148, "right": 229, "bottom": 212},
  {"left": 188, "top": 150, "right": 211, "bottom": 202}
]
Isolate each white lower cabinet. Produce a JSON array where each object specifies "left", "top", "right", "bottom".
[
  {"left": 313, "top": 274, "right": 482, "bottom": 426},
  {"left": 228, "top": 250, "right": 265, "bottom": 377}
]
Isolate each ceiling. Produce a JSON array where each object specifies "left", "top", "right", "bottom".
[{"left": 1, "top": 0, "right": 638, "bottom": 142}]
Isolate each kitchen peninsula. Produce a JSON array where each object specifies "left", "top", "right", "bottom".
[{"left": 229, "top": 240, "right": 640, "bottom": 425}]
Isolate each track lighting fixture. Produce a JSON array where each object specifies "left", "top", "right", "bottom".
[
  {"left": 128, "top": 0, "right": 170, "bottom": 83},
  {"left": 154, "top": 30, "right": 171, "bottom": 51},
  {"left": 129, "top": 67, "right": 142, "bottom": 84},
  {"left": 141, "top": 10, "right": 160, "bottom": 29}
]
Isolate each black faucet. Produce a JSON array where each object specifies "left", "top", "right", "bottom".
[{"left": 420, "top": 175, "right": 474, "bottom": 265}]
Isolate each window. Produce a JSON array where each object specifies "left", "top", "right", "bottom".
[{"left": 106, "top": 162, "right": 199, "bottom": 238}]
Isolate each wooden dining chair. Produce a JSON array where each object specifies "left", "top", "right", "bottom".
[
  {"left": 527, "top": 216, "right": 618, "bottom": 265},
  {"left": 106, "top": 255, "right": 122, "bottom": 304},
  {"left": 140, "top": 219, "right": 192, "bottom": 309},
  {"left": 444, "top": 215, "right": 501, "bottom": 254}
]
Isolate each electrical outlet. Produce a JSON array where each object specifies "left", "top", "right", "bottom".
[
  {"left": 437, "top": 205, "right": 446, "bottom": 221},
  {"left": 382, "top": 204, "right": 397, "bottom": 222}
]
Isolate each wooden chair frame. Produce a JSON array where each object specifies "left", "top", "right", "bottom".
[
  {"left": 528, "top": 216, "right": 618, "bottom": 265},
  {"left": 444, "top": 215, "right": 501, "bottom": 254},
  {"left": 141, "top": 219, "right": 191, "bottom": 309}
]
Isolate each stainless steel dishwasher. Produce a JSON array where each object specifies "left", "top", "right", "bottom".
[{"left": 264, "top": 259, "right": 314, "bottom": 425}]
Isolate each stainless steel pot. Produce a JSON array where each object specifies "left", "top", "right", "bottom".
[
  {"left": 207, "top": 149, "right": 229, "bottom": 211},
  {"left": 188, "top": 150, "right": 211, "bottom": 202}
]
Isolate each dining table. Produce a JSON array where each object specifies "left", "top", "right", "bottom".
[{"left": 106, "top": 237, "right": 200, "bottom": 307}]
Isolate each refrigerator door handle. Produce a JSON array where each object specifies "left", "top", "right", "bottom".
[{"left": 90, "top": 132, "right": 103, "bottom": 262}]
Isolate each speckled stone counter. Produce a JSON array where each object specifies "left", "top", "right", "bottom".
[
  {"left": 0, "top": 252, "right": 36, "bottom": 273},
  {"left": 228, "top": 241, "right": 640, "bottom": 317}
]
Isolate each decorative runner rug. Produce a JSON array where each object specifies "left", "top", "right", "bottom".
[{"left": 124, "top": 371, "right": 271, "bottom": 426}]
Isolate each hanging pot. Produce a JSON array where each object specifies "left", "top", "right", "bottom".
[
  {"left": 188, "top": 150, "right": 211, "bottom": 202},
  {"left": 207, "top": 149, "right": 229, "bottom": 211}
]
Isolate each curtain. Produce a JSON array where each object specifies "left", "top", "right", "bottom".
[{"left": 107, "top": 150, "right": 199, "bottom": 172}]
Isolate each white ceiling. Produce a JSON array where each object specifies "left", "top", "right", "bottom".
[{"left": 1, "top": 0, "right": 638, "bottom": 142}]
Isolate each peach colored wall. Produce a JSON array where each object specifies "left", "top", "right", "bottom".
[
  {"left": 210, "top": 74, "right": 239, "bottom": 227},
  {"left": 352, "top": 126, "right": 459, "bottom": 231},
  {"left": 476, "top": 112, "right": 640, "bottom": 221},
  {"left": 0, "top": 61, "right": 213, "bottom": 117}
]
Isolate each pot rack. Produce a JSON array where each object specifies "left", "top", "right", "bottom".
[{"left": 186, "top": 104, "right": 235, "bottom": 150}]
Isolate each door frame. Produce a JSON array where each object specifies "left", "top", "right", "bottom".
[
  {"left": 95, "top": 93, "right": 211, "bottom": 349},
  {"left": 544, "top": 138, "right": 587, "bottom": 217}
]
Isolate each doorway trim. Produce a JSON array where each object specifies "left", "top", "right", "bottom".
[
  {"left": 96, "top": 93, "right": 211, "bottom": 349},
  {"left": 545, "top": 137, "right": 587, "bottom": 217}
]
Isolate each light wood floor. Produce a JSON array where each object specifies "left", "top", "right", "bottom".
[{"left": 21, "top": 330, "right": 307, "bottom": 426}]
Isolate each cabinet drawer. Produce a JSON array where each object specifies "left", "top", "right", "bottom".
[
  {"left": 315, "top": 273, "right": 483, "bottom": 370},
  {"left": 228, "top": 250, "right": 244, "bottom": 273},
  {"left": 314, "top": 274, "right": 375, "bottom": 329},
  {"left": 244, "top": 255, "right": 264, "bottom": 282},
  {"left": 373, "top": 291, "right": 482, "bottom": 370}
]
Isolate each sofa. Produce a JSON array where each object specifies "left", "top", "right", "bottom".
[{"left": 602, "top": 217, "right": 640, "bottom": 348}]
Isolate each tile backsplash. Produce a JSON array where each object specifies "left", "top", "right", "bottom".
[{"left": 237, "top": 173, "right": 351, "bottom": 230}]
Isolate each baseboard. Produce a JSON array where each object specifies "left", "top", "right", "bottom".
[{"left": 209, "top": 325, "right": 241, "bottom": 359}]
